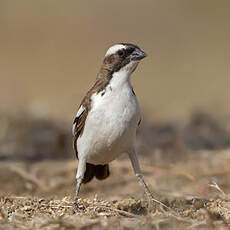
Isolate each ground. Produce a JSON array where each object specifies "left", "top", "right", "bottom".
[{"left": 1, "top": 112, "right": 230, "bottom": 229}]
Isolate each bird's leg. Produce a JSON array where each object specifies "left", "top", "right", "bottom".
[
  {"left": 128, "top": 150, "right": 167, "bottom": 209},
  {"left": 128, "top": 150, "right": 153, "bottom": 199},
  {"left": 74, "top": 179, "right": 82, "bottom": 205},
  {"left": 73, "top": 158, "right": 86, "bottom": 208}
]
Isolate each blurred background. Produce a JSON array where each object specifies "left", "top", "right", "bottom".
[
  {"left": 1, "top": 0, "right": 230, "bottom": 201},
  {"left": 1, "top": 0, "right": 230, "bottom": 122}
]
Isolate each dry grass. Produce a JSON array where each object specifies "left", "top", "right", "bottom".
[
  {"left": 1, "top": 150, "right": 230, "bottom": 229},
  {"left": 1, "top": 195, "right": 230, "bottom": 230}
]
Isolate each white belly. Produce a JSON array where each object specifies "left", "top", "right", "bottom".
[{"left": 77, "top": 83, "right": 140, "bottom": 165}]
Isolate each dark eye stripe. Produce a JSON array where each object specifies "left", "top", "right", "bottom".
[
  {"left": 118, "top": 47, "right": 134, "bottom": 58},
  {"left": 126, "top": 47, "right": 134, "bottom": 55}
]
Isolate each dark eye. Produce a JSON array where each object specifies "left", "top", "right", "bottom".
[{"left": 118, "top": 49, "right": 125, "bottom": 57}]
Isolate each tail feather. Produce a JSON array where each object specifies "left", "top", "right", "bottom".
[
  {"left": 95, "top": 164, "right": 110, "bottom": 180},
  {"left": 82, "top": 163, "right": 110, "bottom": 184}
]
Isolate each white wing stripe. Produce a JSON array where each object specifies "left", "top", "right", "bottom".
[{"left": 72, "top": 105, "right": 85, "bottom": 135}]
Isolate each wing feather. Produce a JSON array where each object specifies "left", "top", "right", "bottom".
[
  {"left": 72, "top": 104, "right": 89, "bottom": 159},
  {"left": 72, "top": 76, "right": 110, "bottom": 159}
]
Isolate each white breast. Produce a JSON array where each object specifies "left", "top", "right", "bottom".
[{"left": 77, "top": 80, "right": 140, "bottom": 165}]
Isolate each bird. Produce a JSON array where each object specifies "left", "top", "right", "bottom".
[{"left": 72, "top": 43, "right": 155, "bottom": 206}]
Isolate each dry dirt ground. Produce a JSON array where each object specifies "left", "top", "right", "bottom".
[{"left": 1, "top": 112, "right": 230, "bottom": 229}]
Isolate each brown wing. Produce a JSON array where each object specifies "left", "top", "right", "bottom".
[
  {"left": 72, "top": 101, "right": 89, "bottom": 159},
  {"left": 72, "top": 74, "right": 111, "bottom": 158}
]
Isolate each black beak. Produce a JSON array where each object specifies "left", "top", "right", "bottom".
[{"left": 130, "top": 48, "right": 147, "bottom": 61}]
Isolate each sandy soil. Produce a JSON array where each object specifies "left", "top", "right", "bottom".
[
  {"left": 1, "top": 153, "right": 230, "bottom": 230},
  {"left": 1, "top": 112, "right": 230, "bottom": 229}
]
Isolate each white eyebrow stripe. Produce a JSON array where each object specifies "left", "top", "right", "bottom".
[{"left": 105, "top": 44, "right": 126, "bottom": 57}]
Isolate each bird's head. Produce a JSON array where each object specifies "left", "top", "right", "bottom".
[{"left": 100, "top": 43, "right": 147, "bottom": 78}]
